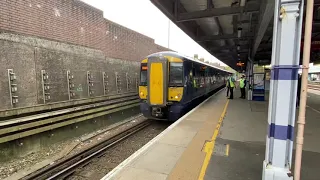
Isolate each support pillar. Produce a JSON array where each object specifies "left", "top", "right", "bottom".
[
  {"left": 247, "top": 58, "right": 253, "bottom": 100},
  {"left": 263, "top": 0, "right": 304, "bottom": 179}
]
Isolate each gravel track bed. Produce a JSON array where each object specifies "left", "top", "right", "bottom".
[
  {"left": 0, "top": 141, "right": 71, "bottom": 180},
  {"left": 66, "top": 121, "right": 171, "bottom": 180},
  {"left": 1, "top": 114, "right": 145, "bottom": 180}
]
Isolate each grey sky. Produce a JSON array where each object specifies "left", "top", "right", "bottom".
[{"left": 81, "top": 0, "right": 225, "bottom": 65}]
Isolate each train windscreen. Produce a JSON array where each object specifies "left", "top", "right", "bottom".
[
  {"left": 169, "top": 62, "right": 183, "bottom": 86},
  {"left": 140, "top": 63, "right": 147, "bottom": 85}
]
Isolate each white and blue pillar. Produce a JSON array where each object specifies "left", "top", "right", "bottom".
[
  {"left": 263, "top": 0, "right": 304, "bottom": 180},
  {"left": 247, "top": 58, "right": 254, "bottom": 100}
]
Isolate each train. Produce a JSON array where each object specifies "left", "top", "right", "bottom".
[{"left": 138, "top": 51, "right": 232, "bottom": 121}]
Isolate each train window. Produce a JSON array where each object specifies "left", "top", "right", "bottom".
[
  {"left": 169, "top": 62, "right": 183, "bottom": 86},
  {"left": 140, "top": 64, "right": 147, "bottom": 85}
]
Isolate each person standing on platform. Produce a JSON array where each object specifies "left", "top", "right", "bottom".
[
  {"left": 239, "top": 75, "right": 247, "bottom": 99},
  {"left": 228, "top": 75, "right": 235, "bottom": 99},
  {"left": 226, "top": 76, "right": 230, "bottom": 97}
]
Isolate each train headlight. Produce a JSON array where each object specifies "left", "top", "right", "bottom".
[
  {"left": 175, "top": 94, "right": 181, "bottom": 99},
  {"left": 140, "top": 92, "right": 144, "bottom": 96}
]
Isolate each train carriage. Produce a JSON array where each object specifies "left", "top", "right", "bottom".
[{"left": 139, "top": 51, "right": 232, "bottom": 121}]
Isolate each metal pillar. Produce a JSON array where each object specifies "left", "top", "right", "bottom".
[
  {"left": 263, "top": 0, "right": 303, "bottom": 179},
  {"left": 247, "top": 58, "right": 253, "bottom": 100}
]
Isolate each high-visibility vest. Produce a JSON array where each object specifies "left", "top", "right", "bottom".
[
  {"left": 240, "top": 79, "right": 245, "bottom": 88},
  {"left": 229, "top": 78, "right": 235, "bottom": 88}
]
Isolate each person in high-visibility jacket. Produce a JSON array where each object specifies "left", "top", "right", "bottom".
[
  {"left": 193, "top": 78, "right": 197, "bottom": 88},
  {"left": 239, "top": 75, "right": 247, "bottom": 99},
  {"left": 228, "top": 75, "right": 236, "bottom": 99}
]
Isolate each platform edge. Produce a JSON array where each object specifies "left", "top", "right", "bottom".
[{"left": 100, "top": 88, "right": 225, "bottom": 180}]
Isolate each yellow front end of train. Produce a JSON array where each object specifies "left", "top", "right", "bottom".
[{"left": 139, "top": 55, "right": 184, "bottom": 120}]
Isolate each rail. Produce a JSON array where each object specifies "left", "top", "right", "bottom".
[
  {"left": 0, "top": 93, "right": 140, "bottom": 144},
  {"left": 21, "top": 119, "right": 151, "bottom": 180},
  {"left": 0, "top": 92, "right": 138, "bottom": 118}
]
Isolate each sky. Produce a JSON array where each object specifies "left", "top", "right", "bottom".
[{"left": 81, "top": 0, "right": 225, "bottom": 65}]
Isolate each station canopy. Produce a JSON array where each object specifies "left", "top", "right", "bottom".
[{"left": 151, "top": 0, "right": 320, "bottom": 70}]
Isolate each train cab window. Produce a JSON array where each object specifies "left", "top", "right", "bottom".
[
  {"left": 140, "top": 64, "right": 148, "bottom": 86},
  {"left": 169, "top": 62, "right": 183, "bottom": 86}
]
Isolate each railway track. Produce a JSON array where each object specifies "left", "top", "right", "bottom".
[
  {"left": 0, "top": 93, "right": 139, "bottom": 144},
  {"left": 21, "top": 119, "right": 152, "bottom": 180}
]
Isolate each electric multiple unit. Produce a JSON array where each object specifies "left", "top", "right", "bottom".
[{"left": 139, "top": 51, "right": 232, "bottom": 121}]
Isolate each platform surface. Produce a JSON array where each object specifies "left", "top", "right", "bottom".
[{"left": 102, "top": 88, "right": 320, "bottom": 180}]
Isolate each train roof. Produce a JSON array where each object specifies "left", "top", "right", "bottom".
[{"left": 147, "top": 51, "right": 233, "bottom": 74}]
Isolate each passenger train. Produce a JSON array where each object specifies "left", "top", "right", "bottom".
[{"left": 139, "top": 51, "right": 232, "bottom": 121}]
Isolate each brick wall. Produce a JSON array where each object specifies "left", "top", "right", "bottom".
[
  {"left": 0, "top": 0, "right": 105, "bottom": 50},
  {"left": 104, "top": 20, "right": 156, "bottom": 61},
  {"left": 0, "top": 0, "right": 171, "bottom": 61}
]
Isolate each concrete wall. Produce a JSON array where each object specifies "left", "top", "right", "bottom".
[{"left": 0, "top": 32, "right": 140, "bottom": 110}]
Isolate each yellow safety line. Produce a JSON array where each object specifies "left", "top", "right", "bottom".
[
  {"left": 198, "top": 100, "right": 229, "bottom": 180},
  {"left": 225, "top": 144, "right": 230, "bottom": 157}
]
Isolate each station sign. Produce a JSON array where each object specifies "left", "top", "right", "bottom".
[{"left": 236, "top": 61, "right": 245, "bottom": 67}]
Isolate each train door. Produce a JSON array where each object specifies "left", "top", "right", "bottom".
[
  {"left": 187, "top": 64, "right": 193, "bottom": 97},
  {"left": 147, "top": 56, "right": 168, "bottom": 106},
  {"left": 192, "top": 63, "right": 196, "bottom": 92}
]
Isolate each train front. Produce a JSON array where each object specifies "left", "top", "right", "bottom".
[{"left": 138, "top": 54, "right": 184, "bottom": 121}]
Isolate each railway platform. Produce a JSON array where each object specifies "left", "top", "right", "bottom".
[{"left": 102, "top": 88, "right": 320, "bottom": 180}]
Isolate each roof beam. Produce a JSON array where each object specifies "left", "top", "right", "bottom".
[
  {"left": 251, "top": 0, "right": 274, "bottom": 57},
  {"left": 208, "top": 0, "right": 224, "bottom": 36},
  {"left": 214, "top": 54, "right": 247, "bottom": 64},
  {"left": 208, "top": 0, "right": 236, "bottom": 61},
  {"left": 214, "top": 52, "right": 241, "bottom": 56},
  {"left": 209, "top": 45, "right": 249, "bottom": 51},
  {"left": 174, "top": 0, "right": 179, "bottom": 19},
  {"left": 256, "top": 51, "right": 273, "bottom": 55},
  {"left": 214, "top": 54, "right": 236, "bottom": 58},
  {"left": 314, "top": 20, "right": 320, "bottom": 25},
  {"left": 209, "top": 43, "right": 272, "bottom": 52},
  {"left": 239, "top": 20, "right": 258, "bottom": 24},
  {"left": 177, "top": 3, "right": 260, "bottom": 22},
  {"left": 232, "top": 10, "right": 239, "bottom": 50},
  {"left": 214, "top": 52, "right": 248, "bottom": 58},
  {"left": 196, "top": 34, "right": 254, "bottom": 42},
  {"left": 254, "top": 54, "right": 272, "bottom": 60},
  {"left": 258, "top": 43, "right": 273, "bottom": 49}
]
